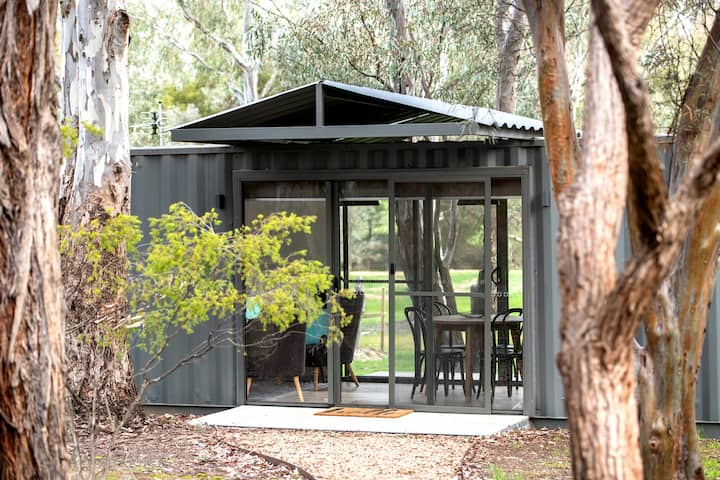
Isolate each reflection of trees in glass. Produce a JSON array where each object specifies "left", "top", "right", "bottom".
[{"left": 348, "top": 201, "right": 388, "bottom": 271}]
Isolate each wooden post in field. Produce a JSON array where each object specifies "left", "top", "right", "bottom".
[{"left": 380, "top": 287, "right": 386, "bottom": 352}]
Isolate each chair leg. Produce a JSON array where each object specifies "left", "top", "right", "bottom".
[
  {"left": 347, "top": 363, "right": 360, "bottom": 387},
  {"left": 246, "top": 377, "right": 252, "bottom": 397},
  {"left": 293, "top": 376, "right": 304, "bottom": 402},
  {"left": 313, "top": 367, "right": 319, "bottom": 391},
  {"left": 491, "top": 357, "right": 496, "bottom": 399},
  {"left": 450, "top": 361, "right": 456, "bottom": 390},
  {"left": 507, "top": 359, "right": 513, "bottom": 398}
]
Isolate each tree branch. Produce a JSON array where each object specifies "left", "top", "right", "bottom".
[
  {"left": 669, "top": 12, "right": 720, "bottom": 191},
  {"left": 177, "top": 0, "right": 251, "bottom": 73},
  {"left": 591, "top": 0, "right": 666, "bottom": 249},
  {"left": 603, "top": 138, "right": 720, "bottom": 345},
  {"left": 522, "top": 0, "right": 580, "bottom": 195}
]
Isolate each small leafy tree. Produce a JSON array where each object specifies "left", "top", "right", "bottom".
[{"left": 60, "top": 202, "right": 334, "bottom": 422}]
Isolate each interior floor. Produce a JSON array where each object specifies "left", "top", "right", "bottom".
[{"left": 246, "top": 375, "right": 523, "bottom": 412}]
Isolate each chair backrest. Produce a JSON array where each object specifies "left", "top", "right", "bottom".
[
  {"left": 339, "top": 292, "right": 365, "bottom": 364},
  {"left": 245, "top": 320, "right": 307, "bottom": 378},
  {"left": 404, "top": 306, "right": 427, "bottom": 354},
  {"left": 491, "top": 308, "right": 523, "bottom": 350},
  {"left": 432, "top": 301, "right": 452, "bottom": 316}
]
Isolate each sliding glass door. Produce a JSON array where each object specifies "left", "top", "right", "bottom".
[{"left": 389, "top": 180, "right": 494, "bottom": 412}]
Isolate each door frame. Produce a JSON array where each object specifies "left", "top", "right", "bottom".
[{"left": 231, "top": 167, "right": 534, "bottom": 415}]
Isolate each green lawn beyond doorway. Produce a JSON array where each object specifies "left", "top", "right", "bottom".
[{"left": 348, "top": 269, "right": 523, "bottom": 376}]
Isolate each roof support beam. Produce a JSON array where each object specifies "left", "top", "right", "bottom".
[
  {"left": 171, "top": 122, "right": 540, "bottom": 143},
  {"left": 315, "top": 83, "right": 324, "bottom": 127}
]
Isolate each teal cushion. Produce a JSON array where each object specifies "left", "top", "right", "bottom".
[{"left": 305, "top": 312, "right": 329, "bottom": 345}]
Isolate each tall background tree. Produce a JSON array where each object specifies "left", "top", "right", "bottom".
[
  {"left": 522, "top": 0, "right": 720, "bottom": 477},
  {"left": 60, "top": 0, "right": 135, "bottom": 419},
  {"left": 126, "top": 0, "right": 278, "bottom": 146},
  {"left": 0, "top": 1, "right": 68, "bottom": 477}
]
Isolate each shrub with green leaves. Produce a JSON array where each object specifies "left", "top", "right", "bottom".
[{"left": 60, "top": 202, "right": 334, "bottom": 357}]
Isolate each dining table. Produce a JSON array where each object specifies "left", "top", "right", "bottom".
[{"left": 432, "top": 313, "right": 523, "bottom": 402}]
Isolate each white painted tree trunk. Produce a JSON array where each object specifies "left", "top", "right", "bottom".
[{"left": 60, "top": 0, "right": 136, "bottom": 419}]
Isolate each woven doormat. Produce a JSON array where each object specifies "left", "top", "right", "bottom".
[{"left": 315, "top": 407, "right": 413, "bottom": 418}]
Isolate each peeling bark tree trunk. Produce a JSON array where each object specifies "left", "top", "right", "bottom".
[
  {"left": 523, "top": 0, "right": 720, "bottom": 478},
  {"left": 60, "top": 0, "right": 136, "bottom": 420},
  {"left": 0, "top": 1, "right": 69, "bottom": 478},
  {"left": 638, "top": 13, "right": 720, "bottom": 480}
]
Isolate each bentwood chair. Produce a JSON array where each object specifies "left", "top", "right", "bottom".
[
  {"left": 405, "top": 306, "right": 465, "bottom": 398},
  {"left": 432, "top": 301, "right": 466, "bottom": 391},
  {"left": 491, "top": 308, "right": 523, "bottom": 398}
]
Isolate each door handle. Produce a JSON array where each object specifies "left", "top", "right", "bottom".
[{"left": 389, "top": 263, "right": 396, "bottom": 275}]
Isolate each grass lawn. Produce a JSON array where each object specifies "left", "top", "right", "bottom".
[{"left": 349, "top": 269, "right": 524, "bottom": 376}]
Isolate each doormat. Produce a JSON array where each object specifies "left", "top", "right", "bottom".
[{"left": 315, "top": 407, "right": 413, "bottom": 418}]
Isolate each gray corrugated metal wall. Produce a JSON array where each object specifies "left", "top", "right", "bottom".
[
  {"left": 129, "top": 142, "right": 718, "bottom": 420},
  {"left": 538, "top": 140, "right": 720, "bottom": 421},
  {"left": 130, "top": 148, "right": 237, "bottom": 406}
]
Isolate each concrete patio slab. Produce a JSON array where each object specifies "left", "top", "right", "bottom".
[{"left": 191, "top": 405, "right": 529, "bottom": 436}]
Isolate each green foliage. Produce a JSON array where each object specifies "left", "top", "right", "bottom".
[
  {"left": 82, "top": 120, "right": 104, "bottom": 137},
  {"left": 60, "top": 118, "right": 78, "bottom": 160},
  {"left": 642, "top": 2, "right": 718, "bottom": 131},
  {"left": 60, "top": 119, "right": 105, "bottom": 159},
  {"left": 60, "top": 214, "right": 142, "bottom": 301},
  {"left": 272, "top": 0, "right": 504, "bottom": 107},
  {"left": 60, "top": 202, "right": 333, "bottom": 357},
  {"left": 704, "top": 458, "right": 720, "bottom": 478},
  {"left": 126, "top": 0, "right": 279, "bottom": 146}
]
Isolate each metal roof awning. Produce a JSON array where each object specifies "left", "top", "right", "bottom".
[{"left": 171, "top": 80, "right": 544, "bottom": 144}]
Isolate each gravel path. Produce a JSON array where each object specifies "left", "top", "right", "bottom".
[{"left": 222, "top": 427, "right": 473, "bottom": 480}]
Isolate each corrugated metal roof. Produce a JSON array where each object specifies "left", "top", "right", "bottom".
[
  {"left": 172, "top": 80, "right": 543, "bottom": 144},
  {"left": 321, "top": 80, "right": 543, "bottom": 132}
]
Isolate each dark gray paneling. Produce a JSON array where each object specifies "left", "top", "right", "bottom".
[
  {"left": 534, "top": 148, "right": 564, "bottom": 417},
  {"left": 539, "top": 138, "right": 720, "bottom": 420},
  {"left": 225, "top": 141, "right": 539, "bottom": 172},
  {"left": 128, "top": 140, "right": 720, "bottom": 420},
  {"left": 130, "top": 151, "right": 236, "bottom": 406},
  {"left": 698, "top": 278, "right": 720, "bottom": 421},
  {"left": 131, "top": 142, "right": 543, "bottom": 409}
]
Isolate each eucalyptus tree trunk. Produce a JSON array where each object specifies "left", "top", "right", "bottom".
[
  {"left": 387, "top": 0, "right": 421, "bottom": 302},
  {"left": 495, "top": 0, "right": 525, "bottom": 113},
  {"left": 60, "top": 0, "right": 136, "bottom": 420},
  {"left": 433, "top": 201, "right": 460, "bottom": 312},
  {"left": 637, "top": 14, "right": 720, "bottom": 480},
  {"left": 0, "top": 1, "right": 69, "bottom": 477},
  {"left": 523, "top": 0, "right": 720, "bottom": 478},
  {"left": 241, "top": 0, "right": 258, "bottom": 103}
]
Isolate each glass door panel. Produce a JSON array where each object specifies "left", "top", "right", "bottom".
[
  {"left": 243, "top": 181, "right": 329, "bottom": 405},
  {"left": 337, "top": 180, "right": 390, "bottom": 405},
  {"left": 390, "top": 181, "right": 492, "bottom": 411},
  {"left": 490, "top": 191, "right": 524, "bottom": 412}
]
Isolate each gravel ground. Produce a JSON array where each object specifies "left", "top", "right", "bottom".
[
  {"left": 75, "top": 415, "right": 472, "bottom": 479},
  {"left": 75, "top": 415, "right": 720, "bottom": 479},
  {"left": 224, "top": 427, "right": 473, "bottom": 480}
]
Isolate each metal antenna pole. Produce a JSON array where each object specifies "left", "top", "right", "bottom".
[{"left": 157, "top": 100, "right": 164, "bottom": 146}]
